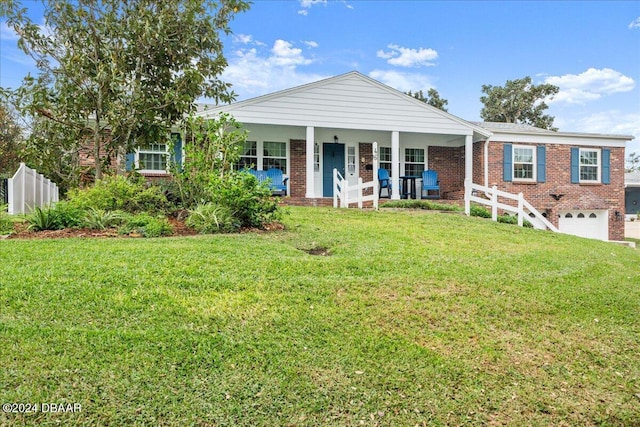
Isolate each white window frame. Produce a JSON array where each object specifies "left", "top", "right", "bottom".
[
  {"left": 347, "top": 146, "right": 356, "bottom": 175},
  {"left": 404, "top": 148, "right": 425, "bottom": 177},
  {"left": 313, "top": 143, "right": 320, "bottom": 172},
  {"left": 262, "top": 141, "right": 288, "bottom": 173},
  {"left": 136, "top": 142, "right": 170, "bottom": 175},
  {"left": 238, "top": 140, "right": 258, "bottom": 170},
  {"left": 579, "top": 148, "right": 601, "bottom": 183},
  {"left": 512, "top": 145, "right": 536, "bottom": 182},
  {"left": 379, "top": 146, "right": 392, "bottom": 175}
]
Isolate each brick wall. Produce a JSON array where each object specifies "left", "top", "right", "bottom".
[
  {"left": 486, "top": 141, "right": 625, "bottom": 241},
  {"left": 428, "top": 146, "right": 465, "bottom": 199},
  {"left": 289, "top": 139, "right": 306, "bottom": 198}
]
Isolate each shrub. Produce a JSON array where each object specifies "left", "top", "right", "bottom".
[
  {"left": 380, "top": 200, "right": 462, "bottom": 211},
  {"left": 0, "top": 204, "right": 14, "bottom": 234},
  {"left": 498, "top": 214, "right": 533, "bottom": 228},
  {"left": 67, "top": 175, "right": 169, "bottom": 214},
  {"left": 119, "top": 213, "right": 173, "bottom": 238},
  {"left": 83, "top": 208, "right": 127, "bottom": 230},
  {"left": 470, "top": 205, "right": 491, "bottom": 218},
  {"left": 185, "top": 202, "right": 235, "bottom": 234},
  {"left": 208, "top": 172, "right": 280, "bottom": 228},
  {"left": 26, "top": 207, "right": 62, "bottom": 231},
  {"left": 50, "top": 200, "right": 85, "bottom": 228}
]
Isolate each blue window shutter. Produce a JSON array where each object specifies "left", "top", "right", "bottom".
[
  {"left": 503, "top": 143, "right": 513, "bottom": 182},
  {"left": 570, "top": 147, "right": 580, "bottom": 184},
  {"left": 125, "top": 153, "right": 135, "bottom": 171},
  {"left": 602, "top": 148, "right": 610, "bottom": 184},
  {"left": 537, "top": 146, "right": 546, "bottom": 183},
  {"left": 171, "top": 133, "right": 183, "bottom": 170}
]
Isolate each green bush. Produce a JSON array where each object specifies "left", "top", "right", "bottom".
[
  {"left": 119, "top": 213, "right": 173, "bottom": 237},
  {"left": 50, "top": 200, "right": 85, "bottom": 228},
  {"left": 185, "top": 202, "right": 235, "bottom": 234},
  {"left": 0, "top": 204, "right": 14, "bottom": 234},
  {"left": 498, "top": 214, "right": 534, "bottom": 228},
  {"left": 381, "top": 200, "right": 462, "bottom": 211},
  {"left": 83, "top": 208, "right": 127, "bottom": 230},
  {"left": 26, "top": 207, "right": 62, "bottom": 231},
  {"left": 470, "top": 205, "right": 491, "bottom": 218},
  {"left": 67, "top": 175, "right": 169, "bottom": 214},
  {"left": 208, "top": 172, "right": 280, "bottom": 228}
]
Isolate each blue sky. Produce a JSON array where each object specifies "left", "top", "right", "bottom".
[{"left": 2, "top": 1, "right": 640, "bottom": 151}]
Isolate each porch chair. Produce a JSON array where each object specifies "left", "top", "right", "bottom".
[
  {"left": 265, "top": 168, "right": 289, "bottom": 196},
  {"left": 421, "top": 170, "right": 440, "bottom": 199},
  {"left": 378, "top": 168, "right": 393, "bottom": 198}
]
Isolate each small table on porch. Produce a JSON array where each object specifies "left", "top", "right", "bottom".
[{"left": 400, "top": 175, "right": 420, "bottom": 199}]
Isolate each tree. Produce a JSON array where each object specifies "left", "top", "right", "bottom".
[
  {"left": 406, "top": 88, "right": 449, "bottom": 112},
  {"left": 0, "top": 96, "right": 24, "bottom": 176},
  {"left": 626, "top": 152, "right": 640, "bottom": 173},
  {"left": 1, "top": 0, "right": 249, "bottom": 182},
  {"left": 480, "top": 76, "right": 559, "bottom": 130}
]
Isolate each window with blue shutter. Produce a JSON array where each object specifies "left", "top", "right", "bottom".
[
  {"left": 125, "top": 153, "right": 135, "bottom": 171},
  {"left": 537, "top": 146, "right": 546, "bottom": 183},
  {"left": 503, "top": 143, "right": 513, "bottom": 182},
  {"left": 170, "top": 132, "right": 182, "bottom": 170}
]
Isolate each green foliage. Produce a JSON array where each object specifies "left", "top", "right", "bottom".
[
  {"left": 3, "top": 0, "right": 250, "bottom": 181},
  {"left": 118, "top": 213, "right": 173, "bottom": 237},
  {"left": 49, "top": 200, "right": 85, "bottom": 228},
  {"left": 470, "top": 204, "right": 491, "bottom": 218},
  {"left": 0, "top": 204, "right": 14, "bottom": 234},
  {"left": 82, "top": 208, "right": 126, "bottom": 230},
  {"left": 381, "top": 200, "right": 462, "bottom": 211},
  {"left": 0, "top": 97, "right": 24, "bottom": 175},
  {"left": 26, "top": 206, "right": 62, "bottom": 231},
  {"left": 497, "top": 213, "right": 534, "bottom": 228},
  {"left": 185, "top": 202, "right": 235, "bottom": 234},
  {"left": 480, "top": 76, "right": 559, "bottom": 130},
  {"left": 209, "top": 172, "right": 280, "bottom": 228},
  {"left": 406, "top": 88, "right": 449, "bottom": 111},
  {"left": 67, "top": 175, "right": 169, "bottom": 214}
]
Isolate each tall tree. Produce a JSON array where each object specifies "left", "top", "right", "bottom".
[
  {"left": 406, "top": 88, "right": 449, "bottom": 112},
  {"left": 480, "top": 76, "right": 559, "bottom": 130},
  {"left": 1, "top": 0, "right": 249, "bottom": 182}
]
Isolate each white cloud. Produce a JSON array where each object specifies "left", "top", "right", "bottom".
[
  {"left": 270, "top": 39, "right": 312, "bottom": 67},
  {"left": 303, "top": 40, "right": 319, "bottom": 48},
  {"left": 376, "top": 44, "right": 438, "bottom": 68},
  {"left": 1, "top": 21, "right": 20, "bottom": 41},
  {"left": 368, "top": 70, "right": 435, "bottom": 93},
  {"left": 233, "top": 34, "right": 253, "bottom": 44},
  {"left": 629, "top": 17, "right": 640, "bottom": 29},
  {"left": 222, "top": 40, "right": 324, "bottom": 99},
  {"left": 298, "top": 0, "right": 326, "bottom": 15},
  {"left": 545, "top": 68, "right": 636, "bottom": 104}
]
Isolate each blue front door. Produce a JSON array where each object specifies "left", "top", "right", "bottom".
[{"left": 322, "top": 143, "right": 345, "bottom": 197}]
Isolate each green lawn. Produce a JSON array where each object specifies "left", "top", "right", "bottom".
[{"left": 1, "top": 207, "right": 639, "bottom": 426}]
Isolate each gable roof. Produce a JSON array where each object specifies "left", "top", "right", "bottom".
[{"left": 198, "top": 71, "right": 490, "bottom": 137}]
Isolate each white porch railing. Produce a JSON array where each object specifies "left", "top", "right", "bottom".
[
  {"left": 7, "top": 163, "right": 59, "bottom": 214},
  {"left": 333, "top": 142, "right": 379, "bottom": 209},
  {"left": 465, "top": 179, "right": 558, "bottom": 232}
]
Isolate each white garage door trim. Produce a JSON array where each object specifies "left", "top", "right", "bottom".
[{"left": 559, "top": 210, "right": 609, "bottom": 241}]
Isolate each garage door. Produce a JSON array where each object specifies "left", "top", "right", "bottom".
[{"left": 558, "top": 210, "right": 608, "bottom": 241}]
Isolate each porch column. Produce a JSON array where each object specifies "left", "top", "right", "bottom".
[
  {"left": 464, "top": 133, "right": 473, "bottom": 215},
  {"left": 391, "top": 130, "right": 400, "bottom": 200},
  {"left": 305, "top": 126, "right": 315, "bottom": 198}
]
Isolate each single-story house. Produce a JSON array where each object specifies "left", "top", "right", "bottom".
[{"left": 123, "top": 71, "right": 633, "bottom": 241}]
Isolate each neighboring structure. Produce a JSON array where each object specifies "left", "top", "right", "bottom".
[{"left": 625, "top": 171, "right": 640, "bottom": 218}]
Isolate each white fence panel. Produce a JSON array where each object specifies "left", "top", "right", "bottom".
[{"left": 7, "top": 163, "right": 59, "bottom": 214}]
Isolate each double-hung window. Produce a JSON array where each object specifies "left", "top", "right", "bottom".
[
  {"left": 579, "top": 148, "right": 600, "bottom": 182},
  {"left": 404, "top": 148, "right": 425, "bottom": 176},
  {"left": 263, "top": 141, "right": 287, "bottom": 172},
  {"left": 513, "top": 145, "right": 535, "bottom": 181},
  {"left": 379, "top": 146, "right": 392, "bottom": 175},
  {"left": 238, "top": 141, "right": 258, "bottom": 170},
  {"left": 138, "top": 143, "right": 168, "bottom": 172}
]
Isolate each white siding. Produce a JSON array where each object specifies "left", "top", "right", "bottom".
[{"left": 203, "top": 73, "right": 478, "bottom": 136}]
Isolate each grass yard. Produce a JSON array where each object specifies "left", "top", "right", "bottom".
[{"left": 1, "top": 207, "right": 639, "bottom": 426}]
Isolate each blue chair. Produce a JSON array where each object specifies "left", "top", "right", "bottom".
[
  {"left": 378, "top": 168, "right": 393, "bottom": 198},
  {"left": 265, "top": 168, "right": 288, "bottom": 196},
  {"left": 421, "top": 170, "right": 440, "bottom": 199}
]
